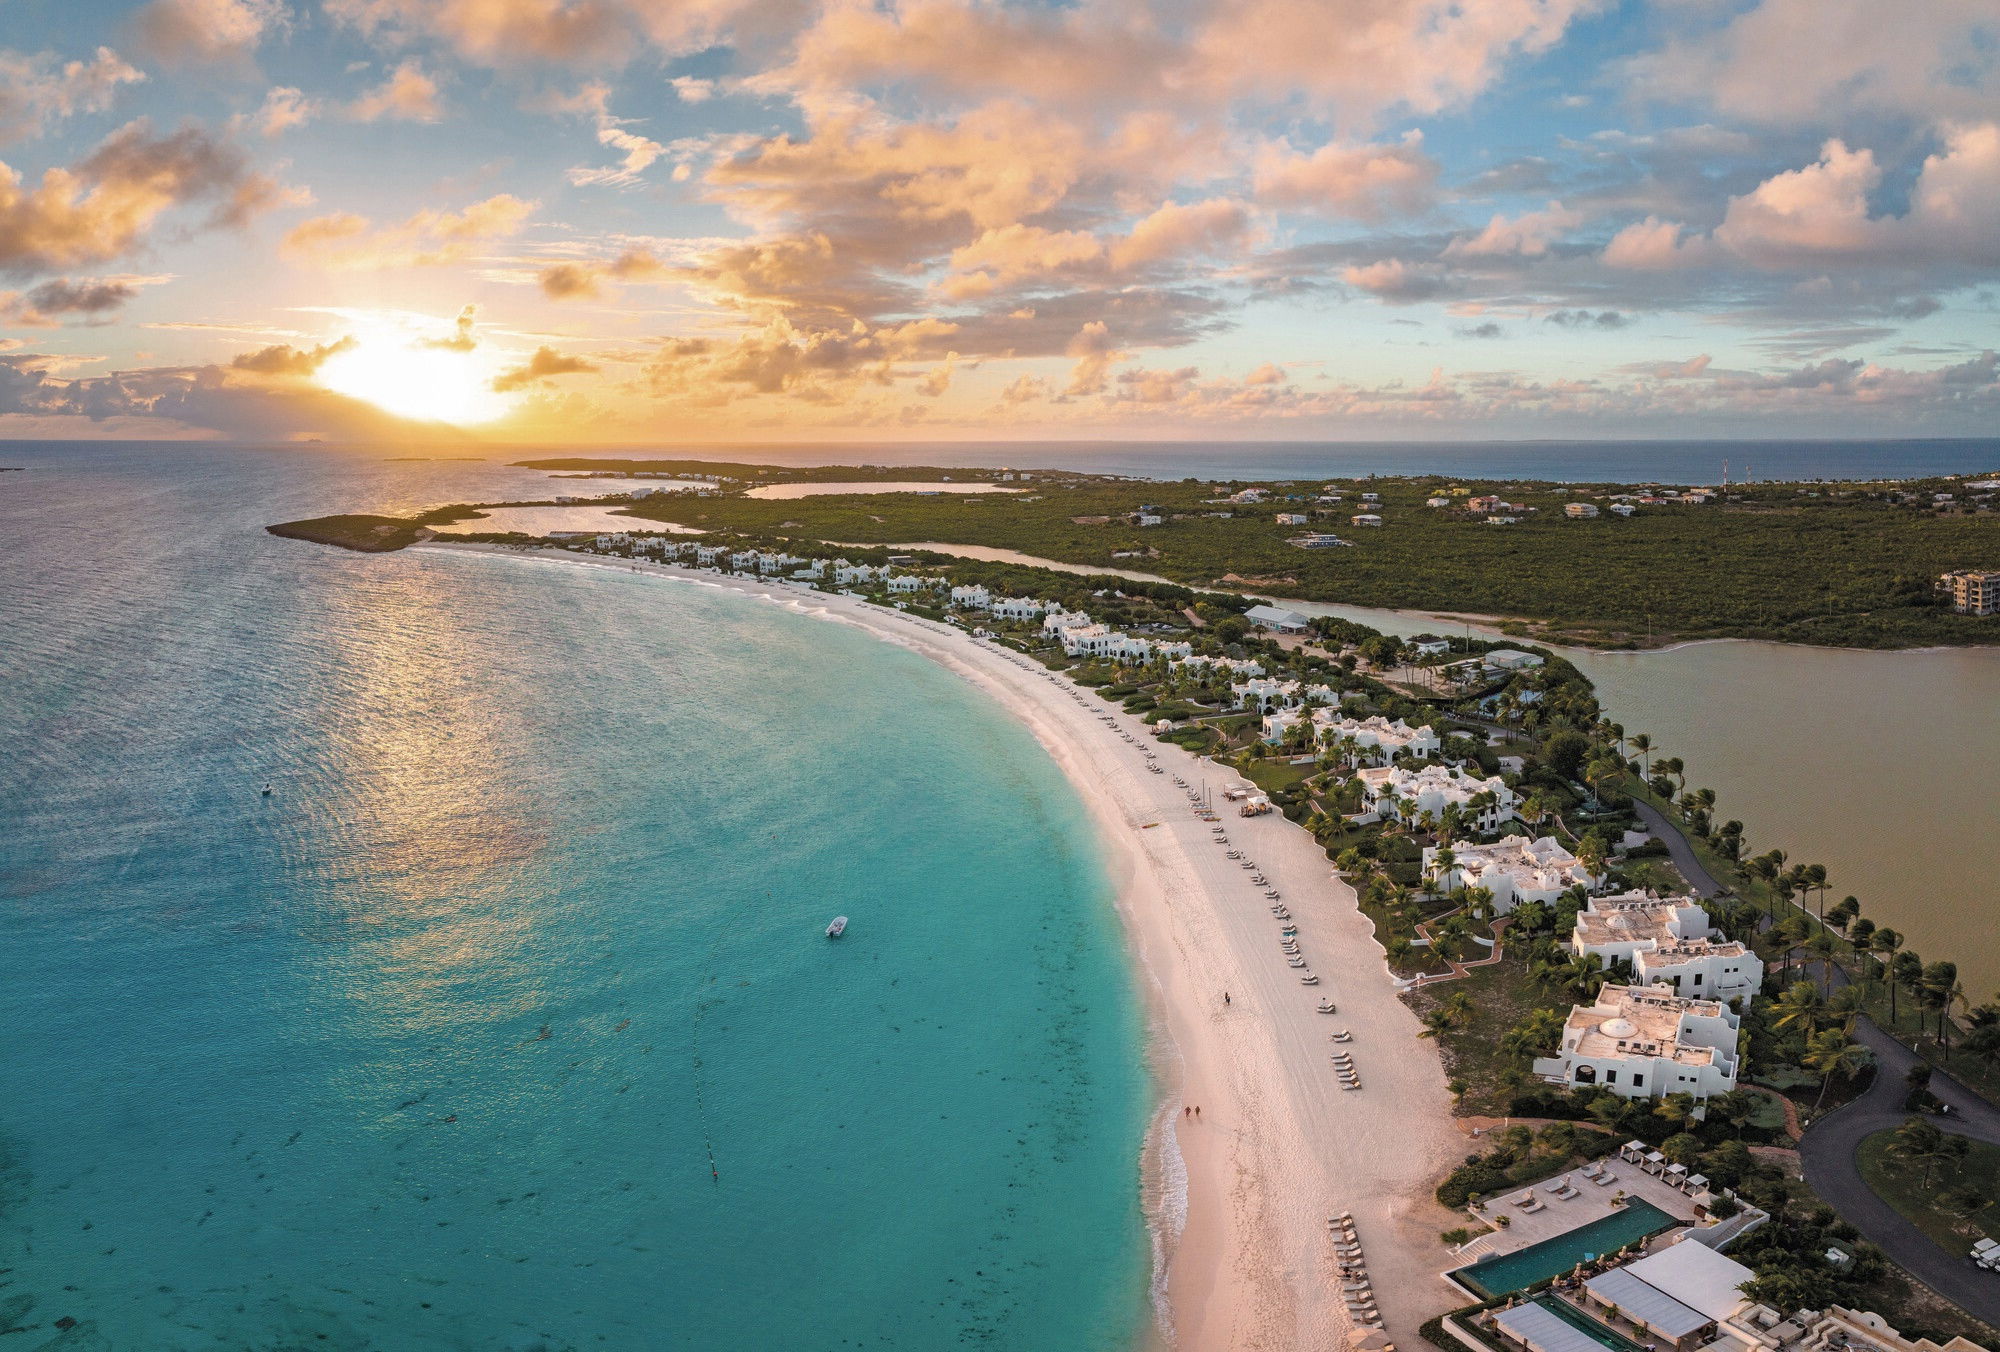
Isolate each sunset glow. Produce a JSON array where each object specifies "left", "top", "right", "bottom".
[{"left": 317, "top": 340, "right": 512, "bottom": 426}]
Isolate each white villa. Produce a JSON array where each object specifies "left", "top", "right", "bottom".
[
  {"left": 1316, "top": 714, "right": 1442, "bottom": 764},
  {"left": 1233, "top": 677, "right": 1341, "bottom": 713},
  {"left": 1422, "top": 833, "right": 1597, "bottom": 912},
  {"left": 1171, "top": 654, "right": 1265, "bottom": 678},
  {"left": 988, "top": 597, "right": 1048, "bottom": 620},
  {"left": 1058, "top": 624, "right": 1155, "bottom": 661},
  {"left": 834, "top": 560, "right": 886, "bottom": 585},
  {"left": 693, "top": 544, "right": 729, "bottom": 565},
  {"left": 1532, "top": 982, "right": 1741, "bottom": 1109},
  {"left": 1354, "top": 764, "right": 1516, "bottom": 831},
  {"left": 949, "top": 584, "right": 992, "bottom": 608},
  {"left": 887, "top": 574, "right": 946, "bottom": 593},
  {"left": 1572, "top": 892, "right": 1763, "bottom": 1003}
]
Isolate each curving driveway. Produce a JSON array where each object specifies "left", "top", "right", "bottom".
[
  {"left": 1797, "top": 1021, "right": 2000, "bottom": 1325},
  {"left": 1630, "top": 797, "right": 2000, "bottom": 1322}
]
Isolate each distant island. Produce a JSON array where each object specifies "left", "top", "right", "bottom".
[
  {"left": 266, "top": 514, "right": 436, "bottom": 552},
  {"left": 269, "top": 457, "right": 2000, "bottom": 650}
]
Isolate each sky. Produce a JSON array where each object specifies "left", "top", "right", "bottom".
[{"left": 0, "top": 0, "right": 1996, "bottom": 443}]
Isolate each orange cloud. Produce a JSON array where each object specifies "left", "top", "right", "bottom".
[
  {"left": 492, "top": 345, "right": 597, "bottom": 391},
  {"left": 349, "top": 60, "right": 445, "bottom": 123},
  {"left": 283, "top": 193, "right": 535, "bottom": 268},
  {"left": 0, "top": 47, "right": 146, "bottom": 145}
]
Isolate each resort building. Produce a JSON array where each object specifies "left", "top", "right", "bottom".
[
  {"left": 949, "top": 584, "right": 992, "bottom": 608},
  {"left": 1423, "top": 834, "right": 1598, "bottom": 912},
  {"left": 693, "top": 544, "right": 729, "bottom": 565},
  {"left": 1171, "top": 653, "right": 1266, "bottom": 678},
  {"left": 1243, "top": 603, "right": 1311, "bottom": 633},
  {"left": 887, "top": 574, "right": 946, "bottom": 593},
  {"left": 1532, "top": 983, "right": 1741, "bottom": 1107},
  {"left": 1573, "top": 892, "right": 1762, "bottom": 1003},
  {"left": 1939, "top": 569, "right": 2000, "bottom": 615},
  {"left": 1565, "top": 502, "right": 1601, "bottom": 519},
  {"left": 987, "top": 597, "right": 1048, "bottom": 620},
  {"left": 1155, "top": 640, "right": 1195, "bottom": 660},
  {"left": 1043, "top": 606, "right": 1095, "bottom": 636},
  {"left": 1233, "top": 677, "right": 1338, "bottom": 712},
  {"left": 1573, "top": 1241, "right": 1757, "bottom": 1350},
  {"left": 1484, "top": 649, "right": 1546, "bottom": 672},
  {"left": 1355, "top": 764, "right": 1517, "bottom": 831},
  {"left": 1317, "top": 714, "right": 1442, "bottom": 764},
  {"left": 1058, "top": 625, "right": 1156, "bottom": 661},
  {"left": 1409, "top": 633, "right": 1451, "bottom": 657},
  {"left": 792, "top": 559, "right": 826, "bottom": 579},
  {"left": 1610, "top": 503, "right": 1636, "bottom": 517}
]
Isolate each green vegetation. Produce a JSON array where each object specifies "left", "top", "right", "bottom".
[
  {"left": 265, "top": 513, "right": 432, "bottom": 551},
  {"left": 1436, "top": 1121, "right": 1618, "bottom": 1208},
  {"left": 1858, "top": 1121, "right": 2000, "bottom": 1256},
  {"left": 553, "top": 461, "right": 2000, "bottom": 650}
]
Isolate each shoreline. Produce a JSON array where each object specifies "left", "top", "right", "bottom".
[{"left": 415, "top": 541, "right": 1467, "bottom": 1350}]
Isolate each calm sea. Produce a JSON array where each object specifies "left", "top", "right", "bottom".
[
  {"left": 492, "top": 438, "right": 2000, "bottom": 485},
  {"left": 0, "top": 443, "right": 1150, "bottom": 1350}
]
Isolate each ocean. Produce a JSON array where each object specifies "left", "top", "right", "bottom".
[
  {"left": 492, "top": 437, "right": 2000, "bottom": 485},
  {"left": 0, "top": 443, "right": 1150, "bottom": 1350}
]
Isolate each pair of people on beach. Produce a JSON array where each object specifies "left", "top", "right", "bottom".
[{"left": 1183, "top": 1105, "right": 1201, "bottom": 1118}]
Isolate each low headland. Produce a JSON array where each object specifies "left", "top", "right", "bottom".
[
  {"left": 270, "top": 477, "right": 2000, "bottom": 1350},
  {"left": 278, "top": 455, "right": 2000, "bottom": 650}
]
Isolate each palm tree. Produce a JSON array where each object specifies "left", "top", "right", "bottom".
[
  {"left": 1771, "top": 980, "right": 1825, "bottom": 1037},
  {"left": 1439, "top": 989, "right": 1475, "bottom": 1028},
  {"left": 1888, "top": 1116, "right": 1965, "bottom": 1186},
  {"left": 1630, "top": 733, "right": 1654, "bottom": 781},
  {"left": 1803, "top": 1028, "right": 1872, "bottom": 1110},
  {"left": 1890, "top": 949, "right": 1925, "bottom": 1029},
  {"left": 1661, "top": 756, "right": 1685, "bottom": 798},
  {"left": 1806, "top": 931, "right": 1842, "bottom": 997},
  {"left": 1871, "top": 928, "right": 1905, "bottom": 1013},
  {"left": 1804, "top": 864, "right": 1829, "bottom": 922},
  {"left": 1920, "top": 961, "right": 1964, "bottom": 1053}
]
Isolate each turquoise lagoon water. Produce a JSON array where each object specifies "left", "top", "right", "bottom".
[{"left": 0, "top": 444, "right": 1150, "bottom": 1349}]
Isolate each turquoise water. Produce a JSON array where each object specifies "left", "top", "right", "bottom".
[
  {"left": 1450, "top": 1201, "right": 1677, "bottom": 1297},
  {"left": 0, "top": 444, "right": 1150, "bottom": 1349}
]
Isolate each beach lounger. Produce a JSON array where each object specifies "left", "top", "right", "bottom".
[
  {"left": 1510, "top": 1192, "right": 1535, "bottom": 1208},
  {"left": 1521, "top": 1197, "right": 1545, "bottom": 1213},
  {"left": 1591, "top": 1170, "right": 1617, "bottom": 1186},
  {"left": 1341, "top": 1081, "right": 1362, "bottom": 1090}
]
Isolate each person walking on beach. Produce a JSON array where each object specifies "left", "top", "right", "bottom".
[{"left": 1223, "top": 992, "right": 1230, "bottom": 1006}]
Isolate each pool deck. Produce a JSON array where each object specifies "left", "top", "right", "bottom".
[{"left": 1459, "top": 1161, "right": 1704, "bottom": 1263}]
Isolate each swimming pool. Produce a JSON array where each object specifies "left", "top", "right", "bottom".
[{"left": 1448, "top": 1200, "right": 1679, "bottom": 1298}]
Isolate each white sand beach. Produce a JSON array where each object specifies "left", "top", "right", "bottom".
[{"left": 424, "top": 543, "right": 1468, "bottom": 1351}]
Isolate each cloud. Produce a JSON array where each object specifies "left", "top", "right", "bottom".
[
  {"left": 283, "top": 194, "right": 535, "bottom": 268},
  {"left": 229, "top": 334, "right": 356, "bottom": 374},
  {"left": 1456, "top": 321, "right": 1505, "bottom": 339},
  {"left": 0, "top": 276, "right": 146, "bottom": 325},
  {"left": 250, "top": 86, "right": 318, "bottom": 138},
  {"left": 1444, "top": 201, "right": 1583, "bottom": 257},
  {"left": 1065, "top": 319, "right": 1121, "bottom": 396},
  {"left": 422, "top": 304, "right": 478, "bottom": 351},
  {"left": 1603, "top": 126, "right": 2000, "bottom": 272},
  {"left": 131, "top": 0, "right": 286, "bottom": 66},
  {"left": 1545, "top": 309, "right": 1628, "bottom": 329},
  {"left": 1244, "top": 362, "right": 1286, "bottom": 385},
  {"left": 1626, "top": 0, "right": 1999, "bottom": 125},
  {"left": 1108, "top": 198, "right": 1252, "bottom": 272},
  {"left": 349, "top": 59, "right": 444, "bottom": 123},
  {"left": 492, "top": 345, "right": 598, "bottom": 392},
  {"left": 1251, "top": 134, "right": 1438, "bottom": 219},
  {"left": 324, "top": 0, "right": 654, "bottom": 68},
  {"left": 567, "top": 115, "right": 667, "bottom": 187},
  {"left": 536, "top": 247, "right": 667, "bottom": 299},
  {"left": 0, "top": 120, "right": 278, "bottom": 279},
  {"left": 1341, "top": 258, "right": 1447, "bottom": 302},
  {"left": 0, "top": 47, "right": 147, "bottom": 145}
]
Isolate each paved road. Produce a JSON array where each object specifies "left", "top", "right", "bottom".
[
  {"left": 1630, "top": 796, "right": 2000, "bottom": 1320},
  {"left": 1629, "top": 797, "right": 1724, "bottom": 898},
  {"left": 1798, "top": 1021, "right": 2000, "bottom": 1325}
]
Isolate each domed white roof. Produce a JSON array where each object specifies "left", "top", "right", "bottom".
[{"left": 1600, "top": 1017, "right": 1638, "bottom": 1039}]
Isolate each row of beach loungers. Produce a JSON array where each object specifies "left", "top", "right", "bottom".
[
  {"left": 1330, "top": 1212, "right": 1389, "bottom": 1332},
  {"left": 1507, "top": 1159, "right": 1619, "bottom": 1212}
]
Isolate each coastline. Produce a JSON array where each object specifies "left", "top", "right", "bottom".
[{"left": 416, "top": 541, "right": 1467, "bottom": 1350}]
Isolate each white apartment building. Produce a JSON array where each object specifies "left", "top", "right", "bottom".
[
  {"left": 949, "top": 584, "right": 992, "bottom": 608},
  {"left": 1355, "top": 764, "right": 1517, "bottom": 831},
  {"left": 1572, "top": 892, "right": 1763, "bottom": 1003},
  {"left": 988, "top": 597, "right": 1048, "bottom": 621},
  {"left": 1059, "top": 625, "right": 1154, "bottom": 660},
  {"left": 1236, "top": 677, "right": 1343, "bottom": 714},
  {"left": 731, "top": 550, "right": 764, "bottom": 570},
  {"left": 1155, "top": 640, "right": 1194, "bottom": 660},
  {"left": 791, "top": 559, "right": 826, "bottom": 579},
  {"left": 1533, "top": 983, "right": 1741, "bottom": 1109},
  {"left": 1566, "top": 502, "right": 1601, "bottom": 518},
  {"left": 1043, "top": 607, "right": 1096, "bottom": 637},
  {"left": 1940, "top": 569, "right": 1999, "bottom": 615},
  {"left": 693, "top": 544, "right": 729, "bottom": 565},
  {"left": 834, "top": 562, "right": 885, "bottom": 585},
  {"left": 1422, "top": 833, "right": 1598, "bottom": 912},
  {"left": 1316, "top": 714, "right": 1442, "bottom": 764}
]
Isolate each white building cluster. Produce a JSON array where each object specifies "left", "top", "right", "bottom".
[
  {"left": 1422, "top": 833, "right": 1597, "bottom": 912},
  {"left": 1532, "top": 983, "right": 1742, "bottom": 1108},
  {"left": 1571, "top": 892, "right": 1763, "bottom": 1002},
  {"left": 1355, "top": 764, "right": 1516, "bottom": 832},
  {"left": 1317, "top": 714, "right": 1442, "bottom": 764}
]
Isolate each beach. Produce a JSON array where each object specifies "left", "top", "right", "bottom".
[{"left": 429, "top": 542, "right": 1467, "bottom": 1351}]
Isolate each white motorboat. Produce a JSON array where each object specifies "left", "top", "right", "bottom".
[{"left": 826, "top": 916, "right": 848, "bottom": 938}]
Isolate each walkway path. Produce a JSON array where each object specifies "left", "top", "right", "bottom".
[
  {"left": 1629, "top": 797, "right": 1723, "bottom": 898},
  {"left": 1797, "top": 1020, "right": 2000, "bottom": 1326}
]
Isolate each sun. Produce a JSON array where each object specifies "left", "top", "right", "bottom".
[{"left": 318, "top": 339, "right": 513, "bottom": 425}]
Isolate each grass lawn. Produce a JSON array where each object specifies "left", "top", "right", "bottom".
[
  {"left": 1856, "top": 1129, "right": 2000, "bottom": 1258},
  {"left": 1242, "top": 758, "right": 1316, "bottom": 794}
]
